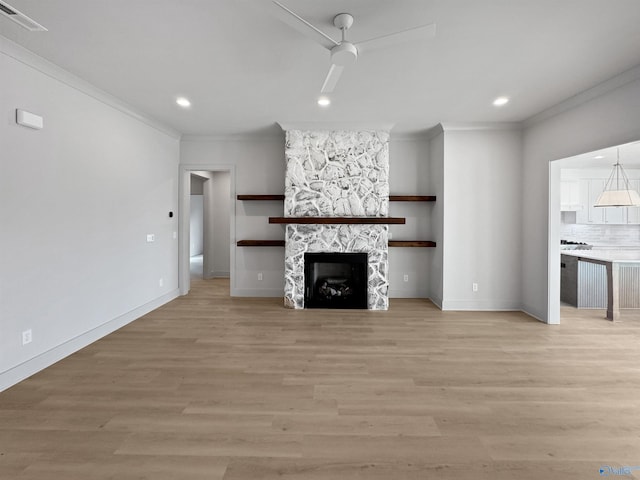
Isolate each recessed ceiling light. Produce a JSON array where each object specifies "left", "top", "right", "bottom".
[
  {"left": 317, "top": 96, "right": 330, "bottom": 107},
  {"left": 176, "top": 97, "right": 191, "bottom": 108},
  {"left": 493, "top": 96, "right": 509, "bottom": 107},
  {"left": 594, "top": 155, "right": 605, "bottom": 159}
]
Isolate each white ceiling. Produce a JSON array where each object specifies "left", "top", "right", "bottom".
[
  {"left": 561, "top": 141, "right": 640, "bottom": 169},
  {"left": 3, "top": 0, "right": 640, "bottom": 137}
]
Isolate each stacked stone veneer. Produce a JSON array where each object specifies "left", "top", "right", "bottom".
[{"left": 283, "top": 130, "right": 390, "bottom": 310}]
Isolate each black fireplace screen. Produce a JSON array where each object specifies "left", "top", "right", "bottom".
[{"left": 304, "top": 252, "right": 368, "bottom": 309}]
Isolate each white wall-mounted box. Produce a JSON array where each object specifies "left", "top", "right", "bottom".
[{"left": 16, "top": 109, "right": 44, "bottom": 130}]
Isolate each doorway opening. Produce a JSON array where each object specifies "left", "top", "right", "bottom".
[
  {"left": 549, "top": 140, "right": 640, "bottom": 324},
  {"left": 180, "top": 165, "right": 235, "bottom": 296}
]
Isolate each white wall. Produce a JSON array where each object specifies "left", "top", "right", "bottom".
[
  {"left": 522, "top": 71, "right": 640, "bottom": 322},
  {"left": 190, "top": 195, "right": 204, "bottom": 256},
  {"left": 199, "top": 171, "right": 216, "bottom": 279},
  {"left": 0, "top": 38, "right": 180, "bottom": 391},
  {"left": 428, "top": 130, "right": 445, "bottom": 307},
  {"left": 388, "top": 137, "right": 432, "bottom": 298},
  {"left": 441, "top": 126, "right": 523, "bottom": 310},
  {"left": 211, "top": 171, "right": 231, "bottom": 277},
  {"left": 190, "top": 174, "right": 205, "bottom": 195},
  {"left": 197, "top": 170, "right": 231, "bottom": 278}
]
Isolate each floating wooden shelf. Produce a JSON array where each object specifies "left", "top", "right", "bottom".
[
  {"left": 239, "top": 194, "right": 435, "bottom": 249},
  {"left": 389, "top": 195, "right": 436, "bottom": 202},
  {"left": 237, "top": 240, "right": 285, "bottom": 247},
  {"left": 389, "top": 240, "right": 436, "bottom": 248},
  {"left": 238, "top": 194, "right": 435, "bottom": 202},
  {"left": 237, "top": 240, "right": 436, "bottom": 247},
  {"left": 237, "top": 194, "right": 285, "bottom": 201},
  {"left": 269, "top": 217, "right": 406, "bottom": 225}
]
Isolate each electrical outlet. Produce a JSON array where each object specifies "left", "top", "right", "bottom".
[
  {"left": 146, "top": 234, "right": 155, "bottom": 243},
  {"left": 472, "top": 283, "right": 478, "bottom": 292},
  {"left": 258, "top": 272, "right": 263, "bottom": 281},
  {"left": 172, "top": 231, "right": 177, "bottom": 239},
  {"left": 22, "top": 329, "right": 32, "bottom": 345},
  {"left": 403, "top": 274, "right": 409, "bottom": 282},
  {"left": 159, "top": 278, "right": 164, "bottom": 287}
]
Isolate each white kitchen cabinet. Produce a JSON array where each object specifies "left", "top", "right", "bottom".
[
  {"left": 604, "top": 205, "right": 626, "bottom": 224},
  {"left": 576, "top": 178, "right": 629, "bottom": 225},
  {"left": 577, "top": 179, "right": 603, "bottom": 224},
  {"left": 575, "top": 179, "right": 588, "bottom": 223},
  {"left": 627, "top": 179, "right": 640, "bottom": 224},
  {"left": 560, "top": 180, "right": 580, "bottom": 210}
]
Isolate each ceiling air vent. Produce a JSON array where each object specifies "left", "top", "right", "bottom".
[{"left": 0, "top": 1, "right": 47, "bottom": 31}]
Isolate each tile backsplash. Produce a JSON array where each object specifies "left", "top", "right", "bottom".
[{"left": 561, "top": 218, "right": 640, "bottom": 246}]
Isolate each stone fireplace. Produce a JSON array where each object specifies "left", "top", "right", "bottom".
[{"left": 283, "top": 130, "right": 390, "bottom": 310}]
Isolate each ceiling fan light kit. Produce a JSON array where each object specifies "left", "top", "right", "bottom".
[{"left": 271, "top": 1, "right": 435, "bottom": 94}]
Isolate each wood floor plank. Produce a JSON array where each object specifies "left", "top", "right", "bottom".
[
  {"left": 300, "top": 434, "right": 491, "bottom": 462},
  {"left": 222, "top": 458, "right": 614, "bottom": 480},
  {"left": 114, "top": 432, "right": 304, "bottom": 458},
  {"left": 103, "top": 412, "right": 275, "bottom": 434},
  {"left": 1, "top": 277, "right": 640, "bottom": 479},
  {"left": 481, "top": 435, "right": 640, "bottom": 462},
  {"left": 19, "top": 455, "right": 228, "bottom": 480},
  {"left": 271, "top": 413, "right": 441, "bottom": 436}
]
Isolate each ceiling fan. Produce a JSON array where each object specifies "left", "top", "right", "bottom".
[{"left": 271, "top": 1, "right": 436, "bottom": 94}]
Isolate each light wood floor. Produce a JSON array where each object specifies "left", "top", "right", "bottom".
[{"left": 2, "top": 278, "right": 640, "bottom": 479}]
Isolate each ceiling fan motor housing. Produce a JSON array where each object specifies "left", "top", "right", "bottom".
[{"left": 331, "top": 42, "right": 358, "bottom": 65}]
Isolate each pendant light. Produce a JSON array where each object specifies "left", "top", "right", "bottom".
[{"left": 593, "top": 149, "right": 640, "bottom": 207}]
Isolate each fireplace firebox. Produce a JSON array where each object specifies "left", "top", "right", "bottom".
[{"left": 304, "top": 252, "right": 368, "bottom": 309}]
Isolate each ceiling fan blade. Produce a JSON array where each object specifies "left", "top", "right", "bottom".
[
  {"left": 356, "top": 23, "right": 436, "bottom": 54},
  {"left": 271, "top": 1, "right": 339, "bottom": 50},
  {"left": 320, "top": 64, "right": 344, "bottom": 93}
]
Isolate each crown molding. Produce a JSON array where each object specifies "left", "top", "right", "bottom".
[
  {"left": 391, "top": 130, "right": 434, "bottom": 142},
  {"left": 419, "top": 122, "right": 522, "bottom": 141},
  {"left": 277, "top": 121, "right": 395, "bottom": 132},
  {"left": 181, "top": 133, "right": 284, "bottom": 142},
  {"left": 1, "top": 35, "right": 181, "bottom": 140},
  {"left": 523, "top": 63, "right": 640, "bottom": 128},
  {"left": 439, "top": 121, "right": 523, "bottom": 132},
  {"left": 183, "top": 128, "right": 419, "bottom": 142}
]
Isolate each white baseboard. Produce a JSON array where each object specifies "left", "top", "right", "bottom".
[
  {"left": 0, "top": 289, "right": 179, "bottom": 392},
  {"left": 231, "top": 288, "right": 284, "bottom": 297},
  {"left": 441, "top": 299, "right": 523, "bottom": 311},
  {"left": 388, "top": 289, "right": 429, "bottom": 299},
  {"left": 212, "top": 271, "right": 230, "bottom": 278}
]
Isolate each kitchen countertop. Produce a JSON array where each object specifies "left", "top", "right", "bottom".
[{"left": 561, "top": 249, "right": 640, "bottom": 263}]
